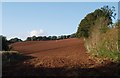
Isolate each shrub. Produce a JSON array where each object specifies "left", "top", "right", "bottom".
[
  {"left": 0, "top": 35, "right": 9, "bottom": 51},
  {"left": 2, "top": 51, "right": 25, "bottom": 63},
  {"left": 85, "top": 26, "right": 119, "bottom": 62},
  {"left": 76, "top": 6, "right": 116, "bottom": 38}
]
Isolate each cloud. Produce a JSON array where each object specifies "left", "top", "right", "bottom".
[{"left": 29, "top": 29, "right": 46, "bottom": 37}]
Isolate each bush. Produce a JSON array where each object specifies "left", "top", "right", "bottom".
[
  {"left": 0, "top": 35, "right": 9, "bottom": 51},
  {"left": 76, "top": 6, "right": 116, "bottom": 38},
  {"left": 2, "top": 51, "right": 25, "bottom": 63},
  {"left": 85, "top": 26, "right": 119, "bottom": 62}
]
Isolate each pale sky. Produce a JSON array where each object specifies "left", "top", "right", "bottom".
[{"left": 1, "top": 2, "right": 118, "bottom": 40}]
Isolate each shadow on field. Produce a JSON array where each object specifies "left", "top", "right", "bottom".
[
  {"left": 2, "top": 53, "right": 35, "bottom": 64},
  {"left": 2, "top": 59, "right": 120, "bottom": 78}
]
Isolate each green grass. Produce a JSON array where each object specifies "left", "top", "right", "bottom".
[
  {"left": 97, "top": 28, "right": 119, "bottom": 62},
  {"left": 85, "top": 21, "right": 120, "bottom": 62},
  {"left": 92, "top": 48, "right": 120, "bottom": 62}
]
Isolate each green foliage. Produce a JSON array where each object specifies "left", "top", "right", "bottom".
[
  {"left": 118, "top": 20, "right": 120, "bottom": 53},
  {"left": 26, "top": 37, "right": 32, "bottom": 41},
  {"left": 80, "top": 6, "right": 119, "bottom": 62},
  {"left": 2, "top": 51, "right": 25, "bottom": 63},
  {"left": 70, "top": 33, "right": 76, "bottom": 38},
  {"left": 66, "top": 35, "right": 71, "bottom": 38},
  {"left": 37, "top": 36, "right": 43, "bottom": 40},
  {"left": 51, "top": 36, "right": 57, "bottom": 40},
  {"left": 42, "top": 36, "right": 47, "bottom": 40},
  {"left": 92, "top": 47, "right": 119, "bottom": 62},
  {"left": 25, "top": 34, "right": 76, "bottom": 41},
  {"left": 9, "top": 37, "right": 22, "bottom": 43},
  {"left": 32, "top": 36, "right": 37, "bottom": 41},
  {"left": 76, "top": 6, "right": 116, "bottom": 38},
  {"left": 85, "top": 26, "right": 119, "bottom": 62},
  {"left": 101, "top": 6, "right": 116, "bottom": 20},
  {"left": 48, "top": 36, "right": 52, "bottom": 40},
  {"left": 0, "top": 35, "right": 9, "bottom": 51},
  {"left": 99, "top": 25, "right": 109, "bottom": 33},
  {"left": 0, "top": 36, "right": 22, "bottom": 51}
]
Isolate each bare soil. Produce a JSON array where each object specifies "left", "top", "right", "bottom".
[
  {"left": 2, "top": 38, "right": 119, "bottom": 78},
  {"left": 11, "top": 38, "right": 101, "bottom": 68}
]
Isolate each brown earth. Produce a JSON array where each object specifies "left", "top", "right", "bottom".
[
  {"left": 10, "top": 38, "right": 98, "bottom": 67},
  {"left": 3, "top": 38, "right": 119, "bottom": 78}
]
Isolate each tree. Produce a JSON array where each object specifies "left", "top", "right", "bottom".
[
  {"left": 67, "top": 35, "right": 71, "bottom": 38},
  {"left": 37, "top": 36, "right": 43, "bottom": 41},
  {"left": 57, "top": 36, "right": 61, "bottom": 40},
  {"left": 31, "top": 36, "right": 37, "bottom": 41},
  {"left": 48, "top": 36, "right": 52, "bottom": 40},
  {"left": 0, "top": 35, "right": 9, "bottom": 51},
  {"left": 60, "top": 35, "right": 64, "bottom": 39},
  {"left": 51, "top": 36, "right": 57, "bottom": 40},
  {"left": 26, "top": 37, "right": 32, "bottom": 41},
  {"left": 70, "top": 33, "right": 76, "bottom": 38},
  {"left": 9, "top": 37, "right": 22, "bottom": 43},
  {"left": 63, "top": 35, "right": 67, "bottom": 39},
  {"left": 42, "top": 36, "right": 47, "bottom": 40},
  {"left": 76, "top": 6, "right": 116, "bottom": 38}
]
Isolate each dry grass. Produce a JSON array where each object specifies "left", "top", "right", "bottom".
[{"left": 85, "top": 17, "right": 119, "bottom": 62}]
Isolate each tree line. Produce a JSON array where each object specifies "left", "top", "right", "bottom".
[
  {"left": 0, "top": 34, "right": 76, "bottom": 51},
  {"left": 26, "top": 34, "right": 76, "bottom": 41}
]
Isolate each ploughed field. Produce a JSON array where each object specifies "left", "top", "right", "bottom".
[
  {"left": 11, "top": 38, "right": 98, "bottom": 68},
  {"left": 3, "top": 38, "right": 118, "bottom": 78}
]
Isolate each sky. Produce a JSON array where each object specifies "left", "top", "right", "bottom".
[
  {"left": 1, "top": 2, "right": 118, "bottom": 40},
  {"left": 1, "top": 0, "right": 119, "bottom": 2}
]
